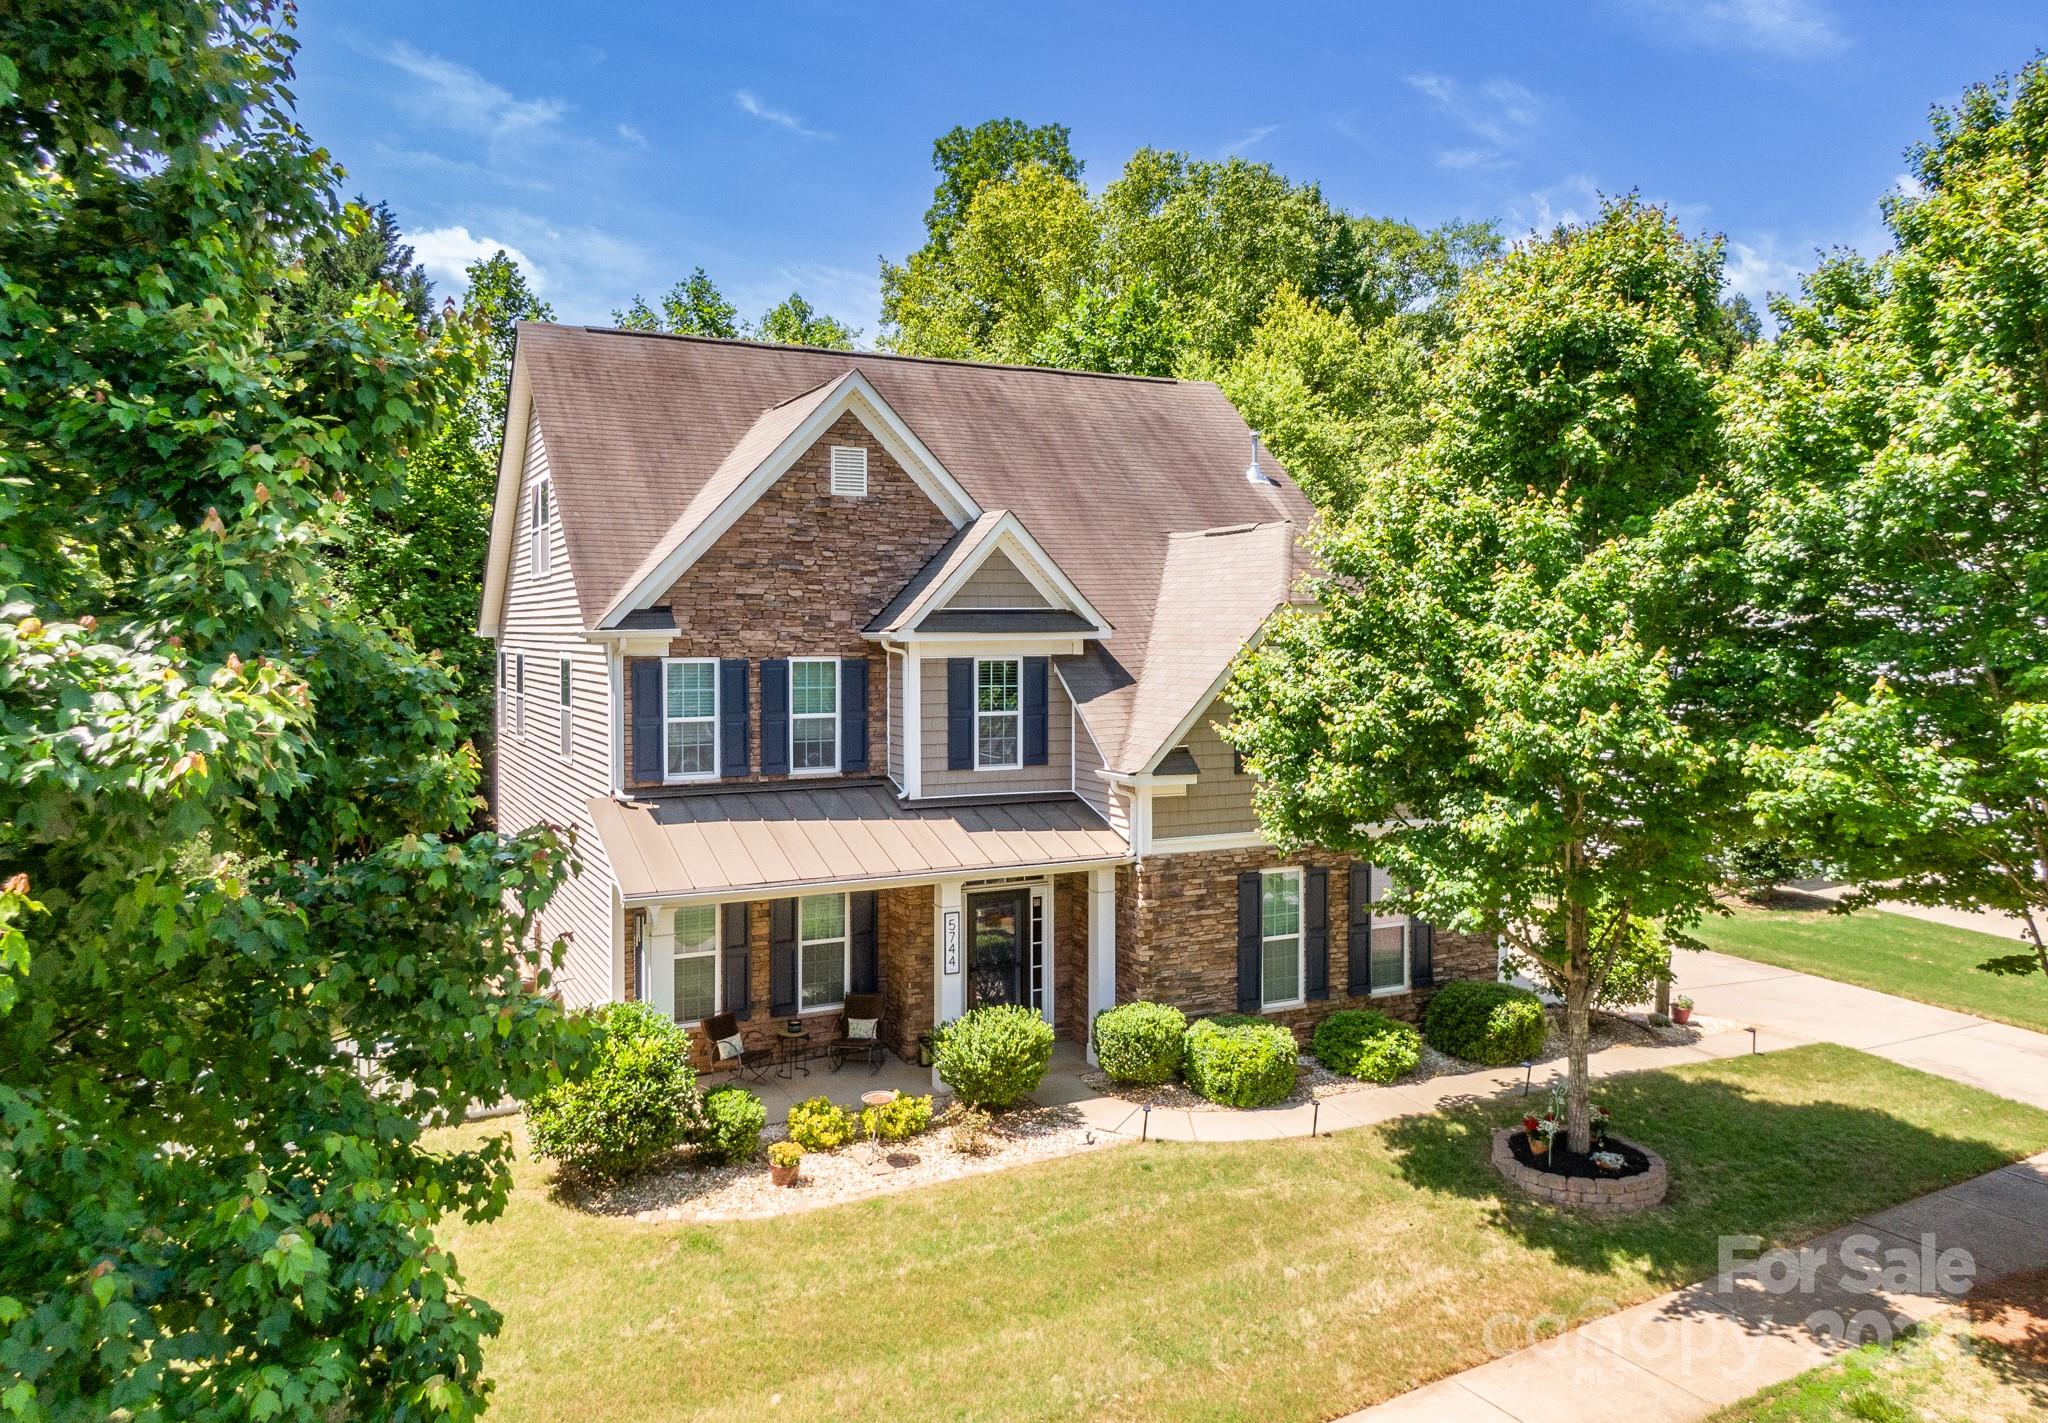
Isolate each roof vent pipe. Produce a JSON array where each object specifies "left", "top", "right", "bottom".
[{"left": 1245, "top": 430, "right": 1277, "bottom": 487}]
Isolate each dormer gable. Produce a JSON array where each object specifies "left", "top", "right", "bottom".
[{"left": 865, "top": 510, "right": 1110, "bottom": 643}]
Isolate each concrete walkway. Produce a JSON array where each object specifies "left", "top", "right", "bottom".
[{"left": 1333, "top": 948, "right": 2048, "bottom": 1422}]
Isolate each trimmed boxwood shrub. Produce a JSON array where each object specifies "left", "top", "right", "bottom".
[
  {"left": 786, "top": 1095, "right": 858, "bottom": 1151},
  {"left": 525, "top": 1001, "right": 700, "bottom": 1180},
  {"left": 1423, "top": 980, "right": 1548, "bottom": 1066},
  {"left": 1093, "top": 1001, "right": 1187, "bottom": 1084},
  {"left": 698, "top": 1084, "right": 765, "bottom": 1164},
  {"left": 1310, "top": 1009, "right": 1422, "bottom": 1083},
  {"left": 935, "top": 1004, "right": 1054, "bottom": 1108},
  {"left": 1181, "top": 1016, "right": 1298, "bottom": 1108}
]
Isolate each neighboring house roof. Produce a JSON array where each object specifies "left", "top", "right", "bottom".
[
  {"left": 592, "top": 785, "right": 1130, "bottom": 902},
  {"left": 503, "top": 324, "right": 1315, "bottom": 771}
]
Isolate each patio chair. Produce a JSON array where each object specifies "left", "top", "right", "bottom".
[
  {"left": 701, "top": 1011, "right": 772, "bottom": 1083},
  {"left": 828, "top": 993, "right": 886, "bottom": 1073}
]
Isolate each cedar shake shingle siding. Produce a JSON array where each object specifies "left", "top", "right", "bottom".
[
  {"left": 915, "top": 655, "right": 1074, "bottom": 798},
  {"left": 1151, "top": 695, "right": 1259, "bottom": 841}
]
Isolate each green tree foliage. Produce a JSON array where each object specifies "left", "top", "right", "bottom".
[
  {"left": 1731, "top": 60, "right": 2048, "bottom": 983},
  {"left": 1031, "top": 278, "right": 1182, "bottom": 375},
  {"left": 612, "top": 265, "right": 739, "bottom": 337},
  {"left": 751, "top": 291, "right": 859, "bottom": 349},
  {"left": 921, "top": 117, "right": 1080, "bottom": 254},
  {"left": 1228, "top": 199, "right": 1743, "bottom": 1152},
  {"left": 0, "top": 6, "right": 583, "bottom": 1416},
  {"left": 277, "top": 195, "right": 433, "bottom": 330}
]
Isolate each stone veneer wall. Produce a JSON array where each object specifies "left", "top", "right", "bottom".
[
  {"left": 1126, "top": 846, "right": 1497, "bottom": 1043},
  {"left": 876, "top": 884, "right": 935, "bottom": 1062},
  {"left": 1052, "top": 873, "right": 1090, "bottom": 1044}
]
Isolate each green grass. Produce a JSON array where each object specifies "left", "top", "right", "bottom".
[
  {"left": 1708, "top": 1316, "right": 2046, "bottom": 1423},
  {"left": 1692, "top": 906, "right": 2048, "bottom": 1036},
  {"left": 441, "top": 1045, "right": 2048, "bottom": 1423}
]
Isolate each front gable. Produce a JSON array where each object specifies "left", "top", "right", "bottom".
[{"left": 939, "top": 549, "right": 1053, "bottom": 612}]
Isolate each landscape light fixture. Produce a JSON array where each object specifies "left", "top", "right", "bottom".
[
  {"left": 1748, "top": 1026, "right": 1758, "bottom": 1055},
  {"left": 1141, "top": 1104, "right": 1151, "bottom": 1142},
  {"left": 1521, "top": 1059, "right": 1534, "bottom": 1096},
  {"left": 1312, "top": 1100, "right": 1320, "bottom": 1137}
]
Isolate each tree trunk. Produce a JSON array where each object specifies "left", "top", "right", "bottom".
[{"left": 1564, "top": 897, "right": 1594, "bottom": 1155}]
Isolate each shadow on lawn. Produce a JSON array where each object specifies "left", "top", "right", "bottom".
[{"left": 1374, "top": 1063, "right": 2030, "bottom": 1285}]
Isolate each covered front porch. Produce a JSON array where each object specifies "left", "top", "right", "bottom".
[{"left": 590, "top": 784, "right": 1128, "bottom": 1083}]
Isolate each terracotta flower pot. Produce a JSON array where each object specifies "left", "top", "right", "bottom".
[
  {"left": 1672, "top": 1007, "right": 1693, "bottom": 1025},
  {"left": 1529, "top": 1135, "right": 1548, "bottom": 1156},
  {"left": 770, "top": 1163, "right": 799, "bottom": 1188}
]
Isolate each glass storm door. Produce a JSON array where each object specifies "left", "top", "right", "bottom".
[{"left": 968, "top": 888, "right": 1029, "bottom": 1009}]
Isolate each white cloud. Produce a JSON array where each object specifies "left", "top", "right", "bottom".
[
  {"left": 1891, "top": 172, "right": 1926, "bottom": 201},
  {"left": 731, "top": 261, "right": 880, "bottom": 346},
  {"left": 1407, "top": 72, "right": 1547, "bottom": 172},
  {"left": 1222, "top": 124, "right": 1281, "bottom": 156},
  {"left": 1619, "top": 0, "right": 1844, "bottom": 56},
  {"left": 1508, "top": 173, "right": 1605, "bottom": 237},
  {"left": 410, "top": 226, "right": 545, "bottom": 296},
  {"left": 1723, "top": 236, "right": 1806, "bottom": 309},
  {"left": 617, "top": 123, "right": 648, "bottom": 148},
  {"left": 383, "top": 43, "right": 567, "bottom": 138},
  {"left": 734, "top": 90, "right": 833, "bottom": 140},
  {"left": 1437, "top": 146, "right": 1510, "bottom": 172}
]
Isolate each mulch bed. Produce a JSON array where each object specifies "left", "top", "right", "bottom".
[
  {"left": 1506, "top": 1130, "right": 1653, "bottom": 1181},
  {"left": 1966, "top": 1264, "right": 2048, "bottom": 1366}
]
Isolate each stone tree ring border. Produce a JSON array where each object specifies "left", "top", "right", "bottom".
[{"left": 1491, "top": 1128, "right": 1669, "bottom": 1216}]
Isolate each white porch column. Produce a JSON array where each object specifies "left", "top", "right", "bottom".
[
  {"left": 646, "top": 905, "right": 676, "bottom": 1022},
  {"left": 901, "top": 653, "right": 923, "bottom": 800},
  {"left": 1086, "top": 866, "right": 1117, "bottom": 1066},
  {"left": 932, "top": 877, "right": 966, "bottom": 1090}
]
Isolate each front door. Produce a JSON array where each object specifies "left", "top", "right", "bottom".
[{"left": 967, "top": 888, "right": 1030, "bottom": 1010}]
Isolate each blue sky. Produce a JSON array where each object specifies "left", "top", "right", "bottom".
[{"left": 293, "top": 1, "right": 2045, "bottom": 339}]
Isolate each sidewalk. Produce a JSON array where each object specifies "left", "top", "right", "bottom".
[{"left": 1341, "top": 1149, "right": 2048, "bottom": 1422}]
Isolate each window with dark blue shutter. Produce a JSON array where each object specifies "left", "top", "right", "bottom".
[
  {"left": 630, "top": 659, "right": 663, "bottom": 784},
  {"left": 946, "top": 657, "right": 974, "bottom": 770},
  {"left": 849, "top": 891, "right": 878, "bottom": 993},
  {"left": 769, "top": 898, "right": 798, "bottom": 1016},
  {"left": 1306, "top": 867, "right": 1330, "bottom": 1000},
  {"left": 1236, "top": 871, "right": 1262, "bottom": 1013},
  {"left": 1347, "top": 862, "right": 1373, "bottom": 996},
  {"left": 719, "top": 659, "right": 750, "bottom": 778},
  {"left": 840, "top": 658, "right": 869, "bottom": 773},
  {"left": 1412, "top": 921, "right": 1435, "bottom": 987},
  {"left": 1022, "top": 656, "right": 1049, "bottom": 766},
  {"left": 759, "top": 659, "right": 790, "bottom": 776},
  {"left": 722, "top": 902, "right": 752, "bottom": 1018}
]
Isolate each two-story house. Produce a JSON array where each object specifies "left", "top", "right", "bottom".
[{"left": 478, "top": 324, "right": 1494, "bottom": 1071}]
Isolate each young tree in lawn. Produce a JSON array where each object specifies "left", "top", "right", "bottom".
[
  {"left": 0, "top": 5, "right": 582, "bottom": 1416},
  {"left": 1731, "top": 59, "right": 2048, "bottom": 986},
  {"left": 1227, "top": 198, "right": 1744, "bottom": 1154}
]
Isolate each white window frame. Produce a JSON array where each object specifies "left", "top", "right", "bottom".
[
  {"left": 529, "top": 477, "right": 552, "bottom": 578},
  {"left": 829, "top": 445, "right": 868, "bottom": 497},
  {"left": 662, "top": 657, "right": 719, "bottom": 783},
  {"left": 557, "top": 654, "right": 573, "bottom": 761},
  {"left": 797, "top": 891, "right": 851, "bottom": 1013},
  {"left": 1260, "top": 867, "right": 1306, "bottom": 1011},
  {"left": 975, "top": 656, "right": 1023, "bottom": 771},
  {"left": 671, "top": 903, "right": 721, "bottom": 1026},
  {"left": 788, "top": 656, "right": 840, "bottom": 776},
  {"left": 1368, "top": 873, "right": 1412, "bottom": 997}
]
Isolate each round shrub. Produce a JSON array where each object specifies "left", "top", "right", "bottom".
[
  {"left": 861, "top": 1092, "right": 934, "bottom": 1143},
  {"left": 1181, "top": 1016, "right": 1298, "bottom": 1108},
  {"left": 786, "top": 1094, "right": 857, "bottom": 1151},
  {"left": 1093, "top": 1001, "right": 1187, "bottom": 1084},
  {"left": 1310, "top": 1009, "right": 1422, "bottom": 1083},
  {"left": 1423, "top": 980, "right": 1548, "bottom": 1066},
  {"left": 698, "top": 1084, "right": 765, "bottom": 1164},
  {"left": 525, "top": 1000, "right": 699, "bottom": 1180},
  {"left": 934, "top": 1004, "right": 1054, "bottom": 1108}
]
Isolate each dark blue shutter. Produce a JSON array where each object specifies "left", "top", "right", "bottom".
[
  {"left": 849, "top": 891, "right": 878, "bottom": 993},
  {"left": 769, "top": 898, "right": 798, "bottom": 1016},
  {"left": 840, "top": 658, "right": 870, "bottom": 773},
  {"left": 1236, "top": 871, "right": 1262, "bottom": 1013},
  {"left": 946, "top": 657, "right": 974, "bottom": 770},
  {"left": 722, "top": 902, "right": 752, "bottom": 1018},
  {"left": 1412, "top": 920, "right": 1435, "bottom": 988},
  {"left": 719, "top": 659, "right": 750, "bottom": 778},
  {"left": 759, "top": 659, "right": 789, "bottom": 776},
  {"left": 1346, "top": 863, "right": 1374, "bottom": 996},
  {"left": 1306, "top": 867, "right": 1330, "bottom": 1001},
  {"left": 630, "top": 659, "right": 663, "bottom": 783},
  {"left": 1022, "top": 656, "right": 1049, "bottom": 766}
]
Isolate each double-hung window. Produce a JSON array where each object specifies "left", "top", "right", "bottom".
[
  {"left": 790, "top": 657, "right": 839, "bottom": 773},
  {"left": 976, "top": 657, "right": 1021, "bottom": 769},
  {"left": 514, "top": 653, "right": 526, "bottom": 737},
  {"left": 557, "top": 655, "right": 573, "bottom": 760},
  {"left": 1260, "top": 869, "right": 1305, "bottom": 1009},
  {"left": 663, "top": 658, "right": 717, "bottom": 780},
  {"left": 1370, "top": 869, "right": 1411, "bottom": 994},
  {"left": 797, "top": 892, "right": 849, "bottom": 1010},
  {"left": 672, "top": 904, "right": 719, "bottom": 1024},
  {"left": 529, "top": 477, "right": 552, "bottom": 577}
]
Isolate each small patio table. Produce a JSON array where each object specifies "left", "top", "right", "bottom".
[{"left": 774, "top": 1023, "right": 819, "bottom": 1079}]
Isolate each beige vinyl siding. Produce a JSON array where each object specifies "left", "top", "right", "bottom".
[
  {"left": 885, "top": 648, "right": 905, "bottom": 788},
  {"left": 941, "top": 549, "right": 1051, "bottom": 609},
  {"left": 1070, "top": 706, "right": 1129, "bottom": 838},
  {"left": 494, "top": 416, "right": 620, "bottom": 1008},
  {"left": 1150, "top": 695, "right": 1260, "bottom": 840},
  {"left": 917, "top": 655, "right": 1072, "bottom": 796}
]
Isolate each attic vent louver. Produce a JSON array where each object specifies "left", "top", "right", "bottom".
[
  {"left": 1245, "top": 431, "right": 1277, "bottom": 487},
  {"left": 830, "top": 445, "right": 869, "bottom": 497}
]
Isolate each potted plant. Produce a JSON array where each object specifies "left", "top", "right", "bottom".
[
  {"left": 1672, "top": 994, "right": 1695, "bottom": 1026},
  {"left": 768, "top": 1139, "right": 802, "bottom": 1187},
  {"left": 1591, "top": 1150, "right": 1625, "bottom": 1175},
  {"left": 1533, "top": 1115, "right": 1558, "bottom": 1157},
  {"left": 1590, "top": 1104, "right": 1611, "bottom": 1146},
  {"left": 1522, "top": 1112, "right": 1542, "bottom": 1136}
]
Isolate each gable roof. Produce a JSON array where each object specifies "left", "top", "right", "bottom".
[
  {"left": 866, "top": 509, "right": 1109, "bottom": 636},
  {"left": 503, "top": 323, "right": 1315, "bottom": 767}
]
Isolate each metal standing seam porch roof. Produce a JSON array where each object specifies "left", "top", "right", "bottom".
[{"left": 591, "top": 784, "right": 1131, "bottom": 903}]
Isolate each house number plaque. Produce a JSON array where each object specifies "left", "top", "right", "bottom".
[{"left": 942, "top": 909, "right": 961, "bottom": 975}]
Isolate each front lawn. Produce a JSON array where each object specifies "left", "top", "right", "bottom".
[
  {"left": 443, "top": 1045, "right": 2048, "bottom": 1423},
  {"left": 1693, "top": 906, "right": 2048, "bottom": 1036}
]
